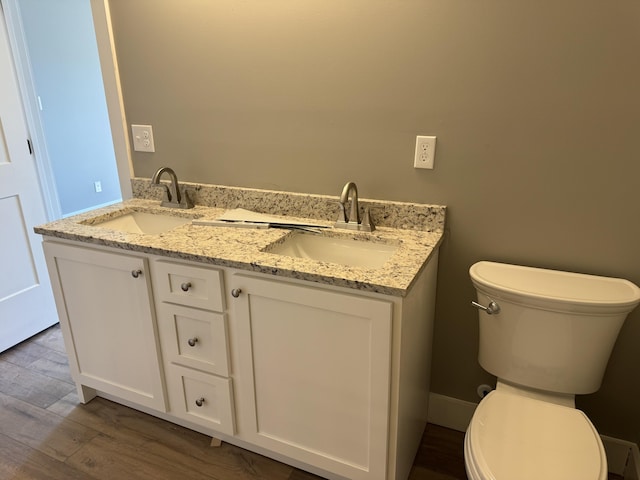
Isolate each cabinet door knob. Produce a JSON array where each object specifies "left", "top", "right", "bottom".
[
  {"left": 181, "top": 282, "right": 192, "bottom": 292},
  {"left": 131, "top": 269, "right": 142, "bottom": 278},
  {"left": 231, "top": 288, "right": 242, "bottom": 298},
  {"left": 195, "top": 397, "right": 205, "bottom": 407},
  {"left": 187, "top": 337, "right": 198, "bottom": 347}
]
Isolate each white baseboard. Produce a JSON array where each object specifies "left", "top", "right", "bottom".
[
  {"left": 427, "top": 393, "right": 640, "bottom": 479},
  {"left": 601, "top": 435, "right": 640, "bottom": 477},
  {"left": 427, "top": 392, "right": 477, "bottom": 433},
  {"left": 625, "top": 443, "right": 640, "bottom": 480}
]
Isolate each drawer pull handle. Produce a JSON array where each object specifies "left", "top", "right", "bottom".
[
  {"left": 187, "top": 337, "right": 198, "bottom": 347},
  {"left": 181, "top": 282, "right": 192, "bottom": 292},
  {"left": 131, "top": 269, "right": 142, "bottom": 278},
  {"left": 231, "top": 288, "right": 242, "bottom": 298},
  {"left": 195, "top": 397, "right": 205, "bottom": 407}
]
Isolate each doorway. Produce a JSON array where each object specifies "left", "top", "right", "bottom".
[
  {"left": 4, "top": 0, "right": 122, "bottom": 218},
  {"left": 0, "top": 0, "right": 131, "bottom": 351}
]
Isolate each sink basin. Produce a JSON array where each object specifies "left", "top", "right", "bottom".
[
  {"left": 266, "top": 232, "right": 398, "bottom": 269},
  {"left": 88, "top": 211, "right": 192, "bottom": 234}
]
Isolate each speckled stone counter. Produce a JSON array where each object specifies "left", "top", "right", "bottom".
[{"left": 35, "top": 181, "right": 446, "bottom": 296}]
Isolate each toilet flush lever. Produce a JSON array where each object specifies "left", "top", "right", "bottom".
[{"left": 471, "top": 300, "right": 501, "bottom": 315}]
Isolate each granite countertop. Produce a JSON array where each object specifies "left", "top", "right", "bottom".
[{"left": 35, "top": 182, "right": 446, "bottom": 297}]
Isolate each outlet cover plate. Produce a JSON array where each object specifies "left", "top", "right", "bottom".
[
  {"left": 414, "top": 135, "right": 436, "bottom": 169},
  {"left": 131, "top": 124, "right": 155, "bottom": 153}
]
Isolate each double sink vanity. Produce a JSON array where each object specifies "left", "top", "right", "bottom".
[{"left": 36, "top": 177, "right": 446, "bottom": 480}]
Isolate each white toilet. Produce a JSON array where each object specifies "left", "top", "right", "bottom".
[{"left": 465, "top": 261, "right": 640, "bottom": 480}]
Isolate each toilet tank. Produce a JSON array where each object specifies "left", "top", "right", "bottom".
[{"left": 470, "top": 261, "right": 640, "bottom": 395}]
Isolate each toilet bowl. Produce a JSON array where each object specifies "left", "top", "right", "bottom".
[{"left": 465, "top": 261, "right": 640, "bottom": 480}]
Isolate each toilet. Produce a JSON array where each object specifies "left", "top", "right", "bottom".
[{"left": 465, "top": 261, "right": 640, "bottom": 480}]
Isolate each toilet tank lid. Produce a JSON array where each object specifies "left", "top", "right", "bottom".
[
  {"left": 470, "top": 261, "right": 640, "bottom": 309},
  {"left": 468, "top": 390, "right": 607, "bottom": 480}
]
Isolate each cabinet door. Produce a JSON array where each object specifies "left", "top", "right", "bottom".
[
  {"left": 44, "top": 242, "right": 165, "bottom": 411},
  {"left": 231, "top": 274, "right": 393, "bottom": 480}
]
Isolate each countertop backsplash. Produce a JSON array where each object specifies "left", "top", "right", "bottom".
[{"left": 131, "top": 178, "right": 446, "bottom": 233}]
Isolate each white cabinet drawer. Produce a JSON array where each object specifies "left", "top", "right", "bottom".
[
  {"left": 166, "top": 364, "right": 235, "bottom": 435},
  {"left": 153, "top": 261, "right": 224, "bottom": 311},
  {"left": 157, "top": 303, "right": 230, "bottom": 377}
]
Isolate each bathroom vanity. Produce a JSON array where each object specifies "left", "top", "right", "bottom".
[{"left": 36, "top": 180, "right": 445, "bottom": 480}]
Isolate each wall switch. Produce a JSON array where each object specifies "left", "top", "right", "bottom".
[
  {"left": 94, "top": 181, "right": 102, "bottom": 193},
  {"left": 131, "top": 124, "right": 156, "bottom": 152},
  {"left": 414, "top": 135, "right": 436, "bottom": 169}
]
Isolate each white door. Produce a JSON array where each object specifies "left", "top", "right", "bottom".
[{"left": 0, "top": 8, "right": 56, "bottom": 352}]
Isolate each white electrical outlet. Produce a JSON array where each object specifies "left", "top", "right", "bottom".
[
  {"left": 131, "top": 124, "right": 156, "bottom": 152},
  {"left": 414, "top": 135, "right": 436, "bottom": 169},
  {"left": 94, "top": 181, "right": 102, "bottom": 193}
]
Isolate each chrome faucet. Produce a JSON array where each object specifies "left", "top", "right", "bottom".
[
  {"left": 334, "top": 181, "right": 375, "bottom": 232},
  {"left": 151, "top": 167, "right": 194, "bottom": 209}
]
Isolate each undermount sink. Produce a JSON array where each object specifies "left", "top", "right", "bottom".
[
  {"left": 266, "top": 232, "right": 399, "bottom": 269},
  {"left": 87, "top": 211, "right": 192, "bottom": 235}
]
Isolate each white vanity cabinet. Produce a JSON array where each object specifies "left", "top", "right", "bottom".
[
  {"left": 229, "top": 274, "right": 394, "bottom": 480},
  {"left": 152, "top": 260, "right": 235, "bottom": 435},
  {"left": 43, "top": 241, "right": 166, "bottom": 410},
  {"left": 42, "top": 237, "right": 439, "bottom": 480}
]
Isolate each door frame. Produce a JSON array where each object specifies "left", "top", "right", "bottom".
[{"left": 1, "top": 0, "right": 132, "bottom": 221}]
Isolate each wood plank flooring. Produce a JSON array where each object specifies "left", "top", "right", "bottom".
[
  {"left": 0, "top": 324, "right": 465, "bottom": 479},
  {"left": 0, "top": 325, "right": 621, "bottom": 480}
]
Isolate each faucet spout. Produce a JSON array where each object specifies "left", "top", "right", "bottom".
[
  {"left": 151, "top": 167, "right": 194, "bottom": 209},
  {"left": 340, "top": 181, "right": 360, "bottom": 225},
  {"left": 334, "top": 181, "right": 375, "bottom": 232},
  {"left": 152, "top": 167, "right": 181, "bottom": 204}
]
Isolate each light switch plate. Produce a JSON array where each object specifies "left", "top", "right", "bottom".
[{"left": 131, "top": 124, "right": 155, "bottom": 153}]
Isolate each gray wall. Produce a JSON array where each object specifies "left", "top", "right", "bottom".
[
  {"left": 20, "top": 0, "right": 120, "bottom": 216},
  {"left": 108, "top": 0, "right": 640, "bottom": 443}
]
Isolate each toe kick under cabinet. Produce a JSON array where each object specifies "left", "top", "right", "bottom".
[{"left": 42, "top": 239, "right": 439, "bottom": 480}]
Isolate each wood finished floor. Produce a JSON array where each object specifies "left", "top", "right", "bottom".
[
  {"left": 0, "top": 324, "right": 622, "bottom": 480},
  {"left": 0, "top": 324, "right": 466, "bottom": 480}
]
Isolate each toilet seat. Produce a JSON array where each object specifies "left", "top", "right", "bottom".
[{"left": 465, "top": 390, "right": 607, "bottom": 480}]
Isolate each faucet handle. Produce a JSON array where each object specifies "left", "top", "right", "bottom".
[
  {"left": 180, "top": 188, "right": 194, "bottom": 209},
  {"left": 360, "top": 207, "right": 375, "bottom": 232},
  {"left": 336, "top": 203, "right": 348, "bottom": 223},
  {"left": 157, "top": 183, "right": 172, "bottom": 203}
]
